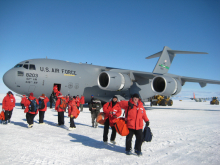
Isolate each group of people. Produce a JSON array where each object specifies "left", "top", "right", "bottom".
[
  {"left": 92, "top": 94, "right": 150, "bottom": 156},
  {"left": 2, "top": 90, "right": 150, "bottom": 156}
]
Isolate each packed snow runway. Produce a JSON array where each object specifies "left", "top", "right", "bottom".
[{"left": 0, "top": 94, "right": 220, "bottom": 165}]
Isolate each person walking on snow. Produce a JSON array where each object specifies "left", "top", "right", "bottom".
[
  {"left": 24, "top": 92, "right": 39, "bottom": 128},
  {"left": 38, "top": 94, "right": 49, "bottom": 124},
  {"left": 120, "top": 93, "right": 150, "bottom": 156},
  {"left": 68, "top": 96, "right": 79, "bottom": 130},
  {"left": 2, "top": 91, "right": 16, "bottom": 124},
  {"left": 80, "top": 95, "right": 85, "bottom": 112},
  {"left": 103, "top": 96, "right": 122, "bottom": 145},
  {"left": 55, "top": 93, "right": 66, "bottom": 126}
]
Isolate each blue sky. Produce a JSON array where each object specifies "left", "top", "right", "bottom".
[{"left": 0, "top": 0, "right": 220, "bottom": 98}]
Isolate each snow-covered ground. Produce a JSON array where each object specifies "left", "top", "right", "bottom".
[{"left": 0, "top": 94, "right": 220, "bottom": 165}]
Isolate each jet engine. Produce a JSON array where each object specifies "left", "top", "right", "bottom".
[
  {"left": 98, "top": 71, "right": 132, "bottom": 91},
  {"left": 151, "top": 75, "right": 182, "bottom": 96}
]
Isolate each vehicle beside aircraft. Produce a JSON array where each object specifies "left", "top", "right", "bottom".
[{"left": 3, "top": 46, "right": 220, "bottom": 103}]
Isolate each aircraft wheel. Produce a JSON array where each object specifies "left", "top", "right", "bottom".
[{"left": 161, "top": 100, "right": 166, "bottom": 106}]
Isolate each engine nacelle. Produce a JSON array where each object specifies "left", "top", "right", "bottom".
[
  {"left": 98, "top": 71, "right": 132, "bottom": 91},
  {"left": 151, "top": 76, "right": 182, "bottom": 96}
]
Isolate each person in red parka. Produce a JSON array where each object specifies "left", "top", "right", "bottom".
[
  {"left": 55, "top": 93, "right": 66, "bottom": 125},
  {"left": 80, "top": 95, "right": 85, "bottom": 112},
  {"left": 2, "top": 91, "right": 16, "bottom": 124},
  {"left": 53, "top": 85, "right": 58, "bottom": 94},
  {"left": 120, "top": 93, "right": 149, "bottom": 156},
  {"left": 75, "top": 95, "right": 80, "bottom": 109},
  {"left": 68, "top": 96, "right": 79, "bottom": 130},
  {"left": 38, "top": 94, "right": 49, "bottom": 124},
  {"left": 103, "top": 96, "right": 122, "bottom": 144},
  {"left": 21, "top": 95, "right": 27, "bottom": 109},
  {"left": 24, "top": 92, "right": 39, "bottom": 128}
]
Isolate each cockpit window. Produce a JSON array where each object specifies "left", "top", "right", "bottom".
[
  {"left": 29, "top": 64, "right": 36, "bottom": 70},
  {"left": 23, "top": 64, "right": 29, "bottom": 69},
  {"left": 25, "top": 61, "right": 29, "bottom": 63},
  {"left": 17, "top": 71, "right": 24, "bottom": 76},
  {"left": 14, "top": 64, "right": 23, "bottom": 68}
]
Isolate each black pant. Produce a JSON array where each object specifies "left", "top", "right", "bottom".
[
  {"left": 4, "top": 110, "right": 13, "bottom": 121},
  {"left": 103, "top": 118, "right": 116, "bottom": 142},
  {"left": 126, "top": 129, "right": 143, "bottom": 151},
  {"left": 58, "top": 112, "right": 64, "bottom": 125},
  {"left": 39, "top": 111, "right": 45, "bottom": 123},
  {"left": 70, "top": 117, "right": 76, "bottom": 127},
  {"left": 21, "top": 104, "right": 25, "bottom": 109},
  {"left": 26, "top": 113, "right": 36, "bottom": 125}
]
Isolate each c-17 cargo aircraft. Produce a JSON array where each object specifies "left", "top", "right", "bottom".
[{"left": 3, "top": 46, "right": 220, "bottom": 103}]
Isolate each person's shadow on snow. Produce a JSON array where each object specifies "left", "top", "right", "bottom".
[{"left": 68, "top": 133, "right": 125, "bottom": 153}]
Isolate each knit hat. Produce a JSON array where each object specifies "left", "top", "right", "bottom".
[
  {"left": 7, "top": 91, "right": 12, "bottom": 95},
  {"left": 30, "top": 92, "right": 34, "bottom": 96},
  {"left": 132, "top": 93, "right": 139, "bottom": 98},
  {"left": 42, "top": 94, "right": 45, "bottom": 97},
  {"left": 112, "top": 95, "right": 118, "bottom": 99}
]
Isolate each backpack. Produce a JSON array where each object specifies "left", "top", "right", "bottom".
[
  {"left": 28, "top": 99, "right": 38, "bottom": 112},
  {"left": 142, "top": 126, "right": 153, "bottom": 142},
  {"left": 59, "top": 98, "right": 67, "bottom": 109},
  {"left": 114, "top": 117, "right": 129, "bottom": 136},
  {"left": 38, "top": 98, "right": 45, "bottom": 109}
]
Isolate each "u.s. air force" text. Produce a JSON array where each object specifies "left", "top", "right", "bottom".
[{"left": 40, "top": 67, "right": 77, "bottom": 75}]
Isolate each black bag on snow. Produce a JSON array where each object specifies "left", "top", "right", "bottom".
[
  {"left": 38, "top": 98, "right": 45, "bottom": 109},
  {"left": 142, "top": 126, "right": 153, "bottom": 142},
  {"left": 28, "top": 99, "right": 38, "bottom": 112}
]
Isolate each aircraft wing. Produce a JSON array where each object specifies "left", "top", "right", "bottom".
[{"left": 180, "top": 76, "right": 220, "bottom": 87}]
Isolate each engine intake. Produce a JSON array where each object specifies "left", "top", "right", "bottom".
[
  {"left": 98, "top": 71, "right": 132, "bottom": 91},
  {"left": 151, "top": 76, "right": 182, "bottom": 95}
]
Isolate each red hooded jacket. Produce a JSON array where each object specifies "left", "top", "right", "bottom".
[
  {"left": 120, "top": 99, "right": 149, "bottom": 130},
  {"left": 2, "top": 94, "right": 16, "bottom": 111},
  {"left": 80, "top": 96, "right": 85, "bottom": 104},
  {"left": 24, "top": 94, "right": 39, "bottom": 114},
  {"left": 38, "top": 96, "right": 49, "bottom": 111},
  {"left": 53, "top": 85, "right": 58, "bottom": 93},
  {"left": 68, "top": 99, "right": 79, "bottom": 118},
  {"left": 21, "top": 95, "right": 27, "bottom": 104},
  {"left": 76, "top": 97, "right": 80, "bottom": 107},
  {"left": 103, "top": 101, "right": 122, "bottom": 127}
]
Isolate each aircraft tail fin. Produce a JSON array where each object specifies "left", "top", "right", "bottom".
[
  {"left": 146, "top": 46, "right": 208, "bottom": 74},
  {"left": 193, "top": 92, "right": 196, "bottom": 99}
]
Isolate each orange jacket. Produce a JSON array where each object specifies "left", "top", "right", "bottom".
[
  {"left": 55, "top": 97, "right": 66, "bottom": 112},
  {"left": 120, "top": 99, "right": 149, "bottom": 130},
  {"left": 80, "top": 96, "right": 85, "bottom": 104},
  {"left": 53, "top": 85, "right": 58, "bottom": 93},
  {"left": 76, "top": 97, "right": 80, "bottom": 107},
  {"left": 2, "top": 94, "right": 16, "bottom": 111},
  {"left": 38, "top": 96, "right": 49, "bottom": 111},
  {"left": 68, "top": 100, "right": 79, "bottom": 118},
  {"left": 24, "top": 95, "right": 39, "bottom": 114},
  {"left": 103, "top": 101, "right": 122, "bottom": 127}
]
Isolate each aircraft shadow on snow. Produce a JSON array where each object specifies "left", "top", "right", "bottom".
[{"left": 68, "top": 133, "right": 125, "bottom": 153}]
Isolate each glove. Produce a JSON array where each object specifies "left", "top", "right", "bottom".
[
  {"left": 70, "top": 115, "right": 73, "bottom": 118},
  {"left": 146, "top": 121, "right": 150, "bottom": 127}
]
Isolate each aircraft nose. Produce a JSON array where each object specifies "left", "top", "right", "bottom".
[{"left": 3, "top": 69, "right": 15, "bottom": 90}]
